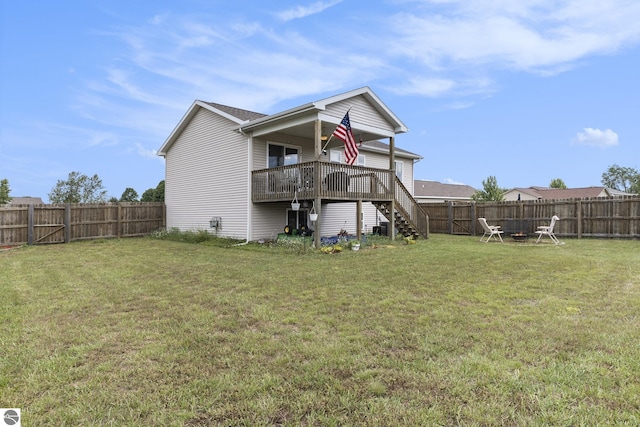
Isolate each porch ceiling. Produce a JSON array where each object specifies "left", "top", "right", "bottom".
[{"left": 250, "top": 118, "right": 393, "bottom": 144}]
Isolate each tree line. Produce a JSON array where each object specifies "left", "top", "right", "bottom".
[
  {"left": 0, "top": 172, "right": 164, "bottom": 204},
  {"left": 471, "top": 164, "right": 640, "bottom": 202}
]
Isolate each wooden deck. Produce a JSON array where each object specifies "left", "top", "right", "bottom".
[
  {"left": 252, "top": 161, "right": 429, "bottom": 238},
  {"left": 252, "top": 161, "right": 395, "bottom": 203}
]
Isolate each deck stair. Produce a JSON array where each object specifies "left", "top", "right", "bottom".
[
  {"left": 373, "top": 176, "right": 429, "bottom": 239},
  {"left": 373, "top": 201, "right": 422, "bottom": 239}
]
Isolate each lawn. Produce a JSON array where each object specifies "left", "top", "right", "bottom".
[{"left": 1, "top": 235, "right": 639, "bottom": 426}]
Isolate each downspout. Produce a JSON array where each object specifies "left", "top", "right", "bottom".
[{"left": 235, "top": 127, "right": 252, "bottom": 246}]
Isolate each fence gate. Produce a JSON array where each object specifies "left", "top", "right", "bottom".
[{"left": 29, "top": 204, "right": 68, "bottom": 244}]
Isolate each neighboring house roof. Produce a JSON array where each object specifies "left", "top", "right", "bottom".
[
  {"left": 413, "top": 180, "right": 476, "bottom": 200},
  {"left": 505, "top": 186, "right": 626, "bottom": 200},
  {"left": 8, "top": 196, "right": 44, "bottom": 205}
]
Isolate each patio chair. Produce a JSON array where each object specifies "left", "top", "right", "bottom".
[
  {"left": 535, "top": 215, "right": 560, "bottom": 244},
  {"left": 478, "top": 218, "right": 504, "bottom": 243}
]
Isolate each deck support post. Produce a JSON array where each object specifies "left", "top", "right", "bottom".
[
  {"left": 389, "top": 136, "right": 396, "bottom": 238},
  {"left": 356, "top": 199, "right": 362, "bottom": 240},
  {"left": 314, "top": 197, "right": 322, "bottom": 248}
]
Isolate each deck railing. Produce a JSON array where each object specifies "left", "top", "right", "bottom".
[
  {"left": 393, "top": 178, "right": 429, "bottom": 238},
  {"left": 251, "top": 161, "right": 394, "bottom": 202}
]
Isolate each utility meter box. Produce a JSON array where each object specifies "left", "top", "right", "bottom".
[{"left": 209, "top": 217, "right": 221, "bottom": 229}]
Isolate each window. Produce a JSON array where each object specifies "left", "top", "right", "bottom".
[
  {"left": 329, "top": 149, "right": 341, "bottom": 163},
  {"left": 287, "top": 209, "right": 309, "bottom": 230},
  {"left": 329, "top": 149, "right": 365, "bottom": 166},
  {"left": 395, "top": 160, "right": 403, "bottom": 181},
  {"left": 268, "top": 143, "right": 299, "bottom": 167}
]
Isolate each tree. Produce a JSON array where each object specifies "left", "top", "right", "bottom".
[
  {"left": 120, "top": 187, "right": 139, "bottom": 202},
  {"left": 549, "top": 178, "right": 567, "bottom": 189},
  {"left": 48, "top": 171, "right": 107, "bottom": 203},
  {"left": 0, "top": 178, "right": 12, "bottom": 205},
  {"left": 472, "top": 176, "right": 506, "bottom": 202},
  {"left": 601, "top": 164, "right": 640, "bottom": 193},
  {"left": 141, "top": 180, "right": 164, "bottom": 202}
]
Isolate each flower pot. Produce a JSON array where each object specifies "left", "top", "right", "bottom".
[
  {"left": 351, "top": 243, "right": 360, "bottom": 251},
  {"left": 291, "top": 202, "right": 300, "bottom": 211},
  {"left": 309, "top": 213, "right": 318, "bottom": 221}
]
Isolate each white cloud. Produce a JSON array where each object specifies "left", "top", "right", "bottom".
[
  {"left": 276, "top": 0, "right": 343, "bottom": 21},
  {"left": 443, "top": 177, "right": 467, "bottom": 185},
  {"left": 394, "top": 77, "right": 455, "bottom": 97},
  {"left": 135, "top": 143, "right": 161, "bottom": 160},
  {"left": 572, "top": 128, "right": 619, "bottom": 148},
  {"left": 76, "top": 1, "right": 640, "bottom": 140},
  {"left": 387, "top": 1, "right": 640, "bottom": 74}
]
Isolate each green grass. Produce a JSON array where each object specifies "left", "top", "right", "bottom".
[{"left": 1, "top": 235, "right": 639, "bottom": 426}]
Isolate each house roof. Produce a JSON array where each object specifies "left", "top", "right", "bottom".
[
  {"left": 413, "top": 180, "right": 476, "bottom": 199},
  {"left": 507, "top": 186, "right": 615, "bottom": 199},
  {"left": 238, "top": 87, "right": 409, "bottom": 135},
  {"left": 159, "top": 87, "right": 412, "bottom": 157},
  {"left": 203, "top": 102, "right": 266, "bottom": 122},
  {"left": 8, "top": 196, "right": 44, "bottom": 205},
  {"left": 359, "top": 140, "right": 422, "bottom": 160}
]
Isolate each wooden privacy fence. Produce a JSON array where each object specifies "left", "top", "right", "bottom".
[
  {"left": 420, "top": 196, "right": 640, "bottom": 239},
  {"left": 0, "top": 203, "right": 165, "bottom": 245}
]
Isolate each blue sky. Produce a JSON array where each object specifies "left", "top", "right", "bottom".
[{"left": 2, "top": 0, "right": 639, "bottom": 201}]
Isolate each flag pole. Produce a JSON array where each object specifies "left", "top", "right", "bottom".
[{"left": 321, "top": 106, "right": 352, "bottom": 152}]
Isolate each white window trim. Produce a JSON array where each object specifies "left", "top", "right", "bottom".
[{"left": 395, "top": 160, "right": 403, "bottom": 181}]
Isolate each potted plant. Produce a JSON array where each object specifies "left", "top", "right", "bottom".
[{"left": 350, "top": 240, "right": 361, "bottom": 251}]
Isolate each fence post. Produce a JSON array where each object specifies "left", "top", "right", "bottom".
[
  {"left": 28, "top": 204, "right": 34, "bottom": 245},
  {"left": 64, "top": 204, "right": 71, "bottom": 243},
  {"left": 448, "top": 201, "right": 453, "bottom": 235},
  {"left": 576, "top": 200, "right": 582, "bottom": 239},
  {"left": 117, "top": 203, "right": 122, "bottom": 238},
  {"left": 470, "top": 202, "right": 476, "bottom": 236}
]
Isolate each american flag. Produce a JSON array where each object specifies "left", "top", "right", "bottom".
[{"left": 332, "top": 112, "right": 358, "bottom": 165}]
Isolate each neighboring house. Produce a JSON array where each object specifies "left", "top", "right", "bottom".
[
  {"left": 503, "top": 186, "right": 629, "bottom": 201},
  {"left": 414, "top": 180, "right": 476, "bottom": 203},
  {"left": 158, "top": 87, "right": 427, "bottom": 246},
  {"left": 7, "top": 196, "right": 44, "bottom": 205}
]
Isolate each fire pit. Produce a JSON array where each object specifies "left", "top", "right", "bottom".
[{"left": 511, "top": 233, "right": 527, "bottom": 242}]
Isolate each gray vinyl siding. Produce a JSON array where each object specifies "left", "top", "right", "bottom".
[
  {"left": 355, "top": 150, "right": 415, "bottom": 191},
  {"left": 325, "top": 95, "right": 394, "bottom": 133},
  {"left": 321, "top": 203, "right": 386, "bottom": 238},
  {"left": 251, "top": 202, "right": 293, "bottom": 240},
  {"left": 165, "top": 108, "right": 249, "bottom": 237}
]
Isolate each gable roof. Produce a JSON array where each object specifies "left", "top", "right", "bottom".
[
  {"left": 159, "top": 87, "right": 410, "bottom": 157},
  {"left": 238, "top": 87, "right": 409, "bottom": 135},
  {"left": 413, "top": 180, "right": 476, "bottom": 199}
]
